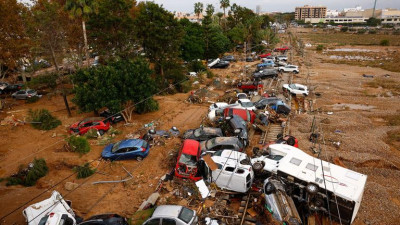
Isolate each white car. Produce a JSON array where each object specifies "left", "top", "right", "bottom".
[
  {"left": 278, "top": 65, "right": 299, "bottom": 74},
  {"left": 276, "top": 55, "right": 288, "bottom": 61},
  {"left": 143, "top": 205, "right": 198, "bottom": 225},
  {"left": 282, "top": 83, "right": 309, "bottom": 96},
  {"left": 231, "top": 99, "right": 256, "bottom": 111},
  {"left": 209, "top": 102, "right": 228, "bottom": 112}
]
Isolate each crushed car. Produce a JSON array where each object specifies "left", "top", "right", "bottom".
[
  {"left": 69, "top": 117, "right": 110, "bottom": 135},
  {"left": 174, "top": 139, "right": 202, "bottom": 181},
  {"left": 23, "top": 191, "right": 77, "bottom": 225},
  {"left": 183, "top": 127, "right": 224, "bottom": 142},
  {"left": 200, "top": 137, "right": 244, "bottom": 153},
  {"left": 251, "top": 144, "right": 367, "bottom": 225}
]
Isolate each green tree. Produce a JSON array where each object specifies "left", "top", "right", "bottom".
[
  {"left": 0, "top": 0, "right": 30, "bottom": 80},
  {"left": 220, "top": 0, "right": 229, "bottom": 18},
  {"left": 180, "top": 18, "right": 205, "bottom": 61},
  {"left": 72, "top": 58, "right": 158, "bottom": 117},
  {"left": 87, "top": 0, "right": 135, "bottom": 58},
  {"left": 194, "top": 2, "right": 203, "bottom": 20},
  {"left": 134, "top": 2, "right": 183, "bottom": 83},
  {"left": 65, "top": 0, "right": 98, "bottom": 67},
  {"left": 205, "top": 4, "right": 214, "bottom": 17},
  {"left": 366, "top": 17, "right": 381, "bottom": 26},
  {"left": 216, "top": 12, "right": 224, "bottom": 26}
]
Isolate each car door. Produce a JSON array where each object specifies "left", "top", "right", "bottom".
[
  {"left": 80, "top": 122, "right": 93, "bottom": 134},
  {"left": 216, "top": 165, "right": 235, "bottom": 189},
  {"left": 161, "top": 218, "right": 178, "bottom": 225},
  {"left": 15, "top": 90, "right": 25, "bottom": 99},
  {"left": 144, "top": 218, "right": 161, "bottom": 225},
  {"left": 114, "top": 147, "right": 131, "bottom": 160}
]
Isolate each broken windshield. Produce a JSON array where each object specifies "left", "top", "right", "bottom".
[{"left": 179, "top": 153, "right": 197, "bottom": 166}]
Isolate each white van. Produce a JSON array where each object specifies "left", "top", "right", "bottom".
[
  {"left": 202, "top": 150, "right": 254, "bottom": 193},
  {"left": 23, "top": 191, "right": 76, "bottom": 225}
]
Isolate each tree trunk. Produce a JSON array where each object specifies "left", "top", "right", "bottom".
[
  {"left": 49, "top": 43, "right": 59, "bottom": 71},
  {"left": 63, "top": 93, "right": 71, "bottom": 117},
  {"left": 82, "top": 20, "right": 90, "bottom": 68}
]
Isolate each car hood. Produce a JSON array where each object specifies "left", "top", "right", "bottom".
[
  {"left": 69, "top": 122, "right": 80, "bottom": 129},
  {"left": 102, "top": 144, "right": 114, "bottom": 158}
]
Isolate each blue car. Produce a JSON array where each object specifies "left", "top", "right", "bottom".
[{"left": 102, "top": 139, "right": 150, "bottom": 161}]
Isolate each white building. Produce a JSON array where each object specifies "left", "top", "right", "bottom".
[
  {"left": 344, "top": 6, "right": 362, "bottom": 12},
  {"left": 326, "top": 9, "right": 340, "bottom": 18}
]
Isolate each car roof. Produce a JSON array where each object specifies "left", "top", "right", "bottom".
[
  {"left": 202, "top": 127, "right": 223, "bottom": 135},
  {"left": 152, "top": 205, "right": 183, "bottom": 218},
  {"left": 81, "top": 117, "right": 105, "bottom": 123},
  {"left": 118, "top": 139, "right": 144, "bottom": 148},
  {"left": 213, "top": 137, "right": 239, "bottom": 145},
  {"left": 182, "top": 139, "right": 200, "bottom": 155}
]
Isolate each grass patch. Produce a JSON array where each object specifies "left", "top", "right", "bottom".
[
  {"left": 298, "top": 32, "right": 400, "bottom": 46},
  {"left": 6, "top": 158, "right": 48, "bottom": 186},
  {"left": 380, "top": 39, "right": 389, "bottom": 46},
  {"left": 74, "top": 163, "right": 96, "bottom": 179},
  {"left": 28, "top": 109, "right": 61, "bottom": 130},
  {"left": 66, "top": 136, "right": 91, "bottom": 154},
  {"left": 366, "top": 78, "right": 400, "bottom": 95},
  {"left": 131, "top": 208, "right": 155, "bottom": 225}
]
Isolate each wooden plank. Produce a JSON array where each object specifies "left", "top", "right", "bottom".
[{"left": 203, "top": 154, "right": 218, "bottom": 171}]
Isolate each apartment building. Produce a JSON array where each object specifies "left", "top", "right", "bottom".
[{"left": 295, "top": 5, "right": 327, "bottom": 20}]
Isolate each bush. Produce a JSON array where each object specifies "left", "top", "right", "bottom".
[
  {"left": 66, "top": 136, "right": 91, "bottom": 154},
  {"left": 6, "top": 158, "right": 48, "bottom": 186},
  {"left": 26, "top": 96, "right": 40, "bottom": 104},
  {"left": 206, "top": 70, "right": 214, "bottom": 79},
  {"left": 316, "top": 45, "right": 324, "bottom": 51},
  {"left": 74, "top": 163, "right": 96, "bottom": 179},
  {"left": 179, "top": 80, "right": 192, "bottom": 93},
  {"left": 357, "top": 29, "right": 367, "bottom": 34},
  {"left": 26, "top": 72, "right": 58, "bottom": 90},
  {"left": 84, "top": 128, "right": 100, "bottom": 139},
  {"left": 28, "top": 109, "right": 61, "bottom": 130},
  {"left": 340, "top": 27, "right": 348, "bottom": 32},
  {"left": 135, "top": 98, "right": 159, "bottom": 114},
  {"left": 187, "top": 60, "right": 206, "bottom": 73},
  {"left": 380, "top": 39, "right": 390, "bottom": 46},
  {"left": 368, "top": 30, "right": 377, "bottom": 34}
]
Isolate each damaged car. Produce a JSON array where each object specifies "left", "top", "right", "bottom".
[
  {"left": 175, "top": 139, "right": 202, "bottom": 181},
  {"left": 251, "top": 144, "right": 367, "bottom": 225},
  {"left": 183, "top": 127, "right": 224, "bottom": 142},
  {"left": 200, "top": 137, "right": 244, "bottom": 153},
  {"left": 143, "top": 205, "right": 198, "bottom": 225},
  {"left": 263, "top": 178, "right": 302, "bottom": 225},
  {"left": 101, "top": 139, "right": 150, "bottom": 161}
]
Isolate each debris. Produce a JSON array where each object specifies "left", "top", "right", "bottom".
[
  {"left": 92, "top": 166, "right": 133, "bottom": 184},
  {"left": 362, "top": 74, "right": 374, "bottom": 78},
  {"left": 138, "top": 192, "right": 160, "bottom": 210},
  {"left": 51, "top": 133, "right": 57, "bottom": 138},
  {"left": 327, "top": 111, "right": 333, "bottom": 115},
  {"left": 195, "top": 179, "right": 210, "bottom": 199},
  {"left": 64, "top": 182, "right": 79, "bottom": 191}
]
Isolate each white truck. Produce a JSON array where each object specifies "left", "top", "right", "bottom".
[
  {"left": 23, "top": 191, "right": 77, "bottom": 225},
  {"left": 251, "top": 144, "right": 367, "bottom": 225}
]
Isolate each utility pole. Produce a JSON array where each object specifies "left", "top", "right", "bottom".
[{"left": 372, "top": 0, "right": 378, "bottom": 18}]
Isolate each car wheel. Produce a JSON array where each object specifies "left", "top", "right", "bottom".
[
  {"left": 252, "top": 161, "right": 264, "bottom": 172},
  {"left": 265, "top": 182, "right": 276, "bottom": 195},
  {"left": 306, "top": 183, "right": 319, "bottom": 194},
  {"left": 136, "top": 156, "right": 143, "bottom": 161},
  {"left": 98, "top": 130, "right": 105, "bottom": 136}
]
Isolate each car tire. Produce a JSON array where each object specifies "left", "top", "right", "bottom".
[
  {"left": 252, "top": 161, "right": 264, "bottom": 172},
  {"left": 265, "top": 182, "right": 276, "bottom": 195},
  {"left": 294, "top": 71, "right": 299, "bottom": 74},
  {"left": 98, "top": 130, "right": 105, "bottom": 136},
  {"left": 306, "top": 183, "right": 319, "bottom": 194},
  {"left": 136, "top": 156, "right": 143, "bottom": 161}
]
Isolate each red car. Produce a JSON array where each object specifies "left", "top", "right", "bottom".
[
  {"left": 237, "top": 81, "right": 263, "bottom": 92},
  {"left": 258, "top": 53, "right": 271, "bottom": 58},
  {"left": 174, "top": 139, "right": 202, "bottom": 181},
  {"left": 69, "top": 117, "right": 110, "bottom": 135},
  {"left": 223, "top": 108, "right": 256, "bottom": 124},
  {"left": 274, "top": 46, "right": 290, "bottom": 53}
]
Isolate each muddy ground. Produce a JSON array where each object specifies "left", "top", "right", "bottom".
[{"left": 1, "top": 28, "right": 400, "bottom": 225}]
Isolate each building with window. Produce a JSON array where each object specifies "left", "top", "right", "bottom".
[{"left": 295, "top": 5, "right": 327, "bottom": 20}]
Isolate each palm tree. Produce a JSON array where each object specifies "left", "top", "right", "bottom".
[
  {"left": 216, "top": 12, "right": 223, "bottom": 26},
  {"left": 220, "top": 0, "right": 230, "bottom": 18},
  {"left": 205, "top": 4, "right": 214, "bottom": 17},
  {"left": 194, "top": 2, "right": 203, "bottom": 21},
  {"left": 65, "top": 0, "right": 97, "bottom": 67}
]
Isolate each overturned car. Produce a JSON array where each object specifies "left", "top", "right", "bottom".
[{"left": 251, "top": 144, "right": 367, "bottom": 225}]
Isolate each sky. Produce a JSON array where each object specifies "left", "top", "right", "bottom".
[{"left": 138, "top": 0, "right": 400, "bottom": 13}]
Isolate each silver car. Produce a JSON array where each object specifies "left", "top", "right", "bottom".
[
  {"left": 143, "top": 205, "right": 198, "bottom": 225},
  {"left": 11, "top": 89, "right": 38, "bottom": 100}
]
